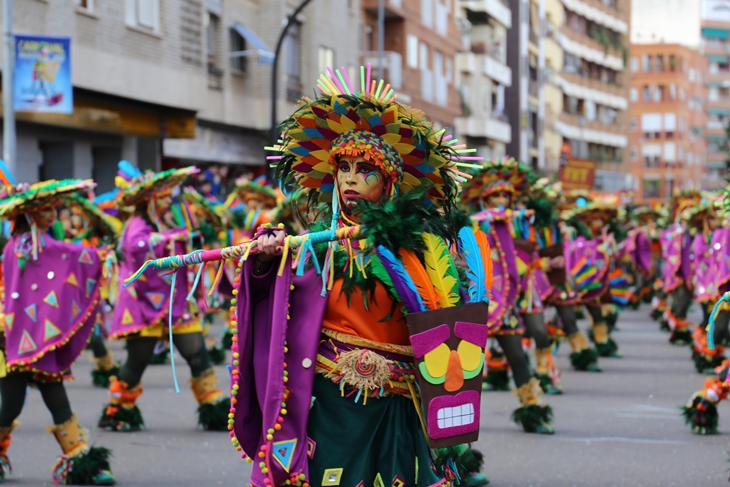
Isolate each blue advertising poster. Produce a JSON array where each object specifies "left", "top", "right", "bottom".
[{"left": 13, "top": 35, "right": 72, "bottom": 114}]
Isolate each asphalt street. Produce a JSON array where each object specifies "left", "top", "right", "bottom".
[{"left": 5, "top": 306, "right": 730, "bottom": 486}]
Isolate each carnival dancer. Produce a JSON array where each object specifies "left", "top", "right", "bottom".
[
  {"left": 561, "top": 201, "right": 624, "bottom": 358},
  {"left": 661, "top": 190, "right": 702, "bottom": 344},
  {"left": 0, "top": 179, "right": 115, "bottom": 484},
  {"left": 626, "top": 206, "right": 663, "bottom": 310},
  {"left": 60, "top": 192, "right": 124, "bottom": 388},
  {"left": 98, "top": 162, "right": 230, "bottom": 432},
  {"left": 224, "top": 66, "right": 491, "bottom": 486},
  {"left": 462, "top": 158, "right": 558, "bottom": 427},
  {"left": 526, "top": 180, "right": 601, "bottom": 372}
]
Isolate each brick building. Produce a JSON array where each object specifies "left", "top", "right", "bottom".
[
  {"left": 628, "top": 44, "right": 707, "bottom": 203},
  {"left": 3, "top": 0, "right": 360, "bottom": 191},
  {"left": 360, "top": 0, "right": 463, "bottom": 129}
]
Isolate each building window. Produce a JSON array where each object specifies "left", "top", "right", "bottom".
[
  {"left": 630, "top": 57, "right": 638, "bottom": 72},
  {"left": 420, "top": 42, "right": 433, "bottom": 101},
  {"left": 76, "top": 0, "right": 94, "bottom": 11},
  {"left": 230, "top": 29, "right": 247, "bottom": 73},
  {"left": 630, "top": 118, "right": 637, "bottom": 131},
  {"left": 642, "top": 54, "right": 651, "bottom": 72},
  {"left": 126, "top": 0, "right": 160, "bottom": 32},
  {"left": 669, "top": 54, "right": 676, "bottom": 71},
  {"left": 421, "top": 0, "right": 434, "bottom": 28},
  {"left": 205, "top": 11, "right": 220, "bottom": 74},
  {"left": 643, "top": 179, "right": 661, "bottom": 198},
  {"left": 630, "top": 88, "right": 638, "bottom": 102},
  {"left": 630, "top": 146, "right": 638, "bottom": 161},
  {"left": 407, "top": 35, "right": 419, "bottom": 68},
  {"left": 284, "top": 22, "right": 302, "bottom": 101},
  {"left": 318, "top": 47, "right": 334, "bottom": 78},
  {"left": 668, "top": 84, "right": 676, "bottom": 101},
  {"left": 653, "top": 85, "right": 663, "bottom": 102},
  {"left": 655, "top": 55, "right": 663, "bottom": 71},
  {"left": 642, "top": 85, "right": 651, "bottom": 101}
]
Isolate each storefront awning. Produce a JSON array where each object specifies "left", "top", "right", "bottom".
[
  {"left": 708, "top": 108, "right": 729, "bottom": 116},
  {"left": 708, "top": 54, "right": 729, "bottom": 64},
  {"left": 703, "top": 27, "right": 730, "bottom": 40},
  {"left": 231, "top": 23, "right": 274, "bottom": 65}
]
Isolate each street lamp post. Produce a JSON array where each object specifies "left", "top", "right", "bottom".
[
  {"left": 270, "top": 0, "right": 314, "bottom": 151},
  {"left": 3, "top": 0, "right": 15, "bottom": 178}
]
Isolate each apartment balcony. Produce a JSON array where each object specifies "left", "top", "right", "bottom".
[
  {"left": 362, "top": 0, "right": 405, "bottom": 19},
  {"left": 362, "top": 51, "right": 403, "bottom": 89},
  {"left": 456, "top": 114, "right": 511, "bottom": 144},
  {"left": 460, "top": 0, "right": 511, "bottom": 29},
  {"left": 457, "top": 52, "right": 511, "bottom": 87},
  {"left": 557, "top": 112, "right": 628, "bottom": 148},
  {"left": 558, "top": 27, "right": 624, "bottom": 71}
]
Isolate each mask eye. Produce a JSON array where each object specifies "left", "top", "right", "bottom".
[
  {"left": 419, "top": 343, "right": 450, "bottom": 384},
  {"left": 457, "top": 340, "right": 483, "bottom": 374}
]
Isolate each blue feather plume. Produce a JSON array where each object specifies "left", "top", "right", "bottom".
[
  {"left": 458, "top": 227, "right": 488, "bottom": 303},
  {"left": 118, "top": 159, "right": 142, "bottom": 180},
  {"left": 375, "top": 245, "right": 426, "bottom": 313}
]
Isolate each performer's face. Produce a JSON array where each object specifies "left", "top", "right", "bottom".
[
  {"left": 33, "top": 207, "right": 57, "bottom": 230},
  {"left": 336, "top": 154, "right": 386, "bottom": 211},
  {"left": 590, "top": 217, "right": 604, "bottom": 233},
  {"left": 709, "top": 215, "right": 722, "bottom": 231},
  {"left": 156, "top": 195, "right": 172, "bottom": 212},
  {"left": 485, "top": 190, "right": 510, "bottom": 209}
]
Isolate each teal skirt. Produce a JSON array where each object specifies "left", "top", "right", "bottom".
[{"left": 308, "top": 375, "right": 444, "bottom": 486}]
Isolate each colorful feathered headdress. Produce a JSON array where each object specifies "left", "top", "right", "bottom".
[
  {"left": 0, "top": 179, "right": 95, "bottom": 219},
  {"left": 225, "top": 175, "right": 281, "bottom": 211},
  {"left": 460, "top": 157, "right": 535, "bottom": 208},
  {"left": 270, "top": 64, "right": 480, "bottom": 211},
  {"left": 114, "top": 160, "right": 199, "bottom": 208},
  {"left": 668, "top": 188, "right": 702, "bottom": 221}
]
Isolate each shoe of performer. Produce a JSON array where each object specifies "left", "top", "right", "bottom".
[
  {"left": 435, "top": 445, "right": 489, "bottom": 486},
  {"left": 682, "top": 376, "right": 730, "bottom": 435},
  {"left": 534, "top": 348, "right": 563, "bottom": 395},
  {"left": 0, "top": 421, "right": 18, "bottom": 483},
  {"left": 190, "top": 368, "right": 231, "bottom": 431},
  {"left": 566, "top": 331, "right": 601, "bottom": 372},
  {"left": 666, "top": 312, "right": 693, "bottom": 345},
  {"left": 49, "top": 415, "right": 115, "bottom": 485},
  {"left": 691, "top": 328, "right": 726, "bottom": 374},
  {"left": 511, "top": 378, "right": 554, "bottom": 434},
  {"left": 98, "top": 378, "right": 144, "bottom": 432},
  {"left": 91, "top": 352, "right": 120, "bottom": 389},
  {"left": 591, "top": 322, "right": 622, "bottom": 358}
]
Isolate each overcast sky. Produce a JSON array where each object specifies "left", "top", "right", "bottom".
[{"left": 631, "top": 0, "right": 701, "bottom": 47}]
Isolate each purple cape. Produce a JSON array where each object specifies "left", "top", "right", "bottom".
[
  {"left": 715, "top": 228, "right": 730, "bottom": 294},
  {"left": 661, "top": 224, "right": 690, "bottom": 292},
  {"left": 233, "top": 257, "right": 326, "bottom": 486},
  {"left": 626, "top": 228, "right": 653, "bottom": 276},
  {"left": 111, "top": 216, "right": 191, "bottom": 339},
  {"left": 480, "top": 219, "right": 518, "bottom": 332},
  {"left": 4, "top": 233, "right": 102, "bottom": 377},
  {"left": 692, "top": 233, "right": 717, "bottom": 303}
]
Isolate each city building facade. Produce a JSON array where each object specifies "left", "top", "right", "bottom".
[
  {"left": 700, "top": 0, "right": 730, "bottom": 188},
  {"left": 360, "top": 0, "right": 464, "bottom": 130},
  {"left": 3, "top": 0, "right": 360, "bottom": 191},
  {"left": 455, "top": 0, "right": 512, "bottom": 161},
  {"left": 628, "top": 44, "right": 708, "bottom": 203},
  {"left": 553, "top": 0, "right": 631, "bottom": 190}
]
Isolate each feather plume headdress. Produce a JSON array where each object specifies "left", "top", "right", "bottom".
[
  {"left": 270, "top": 63, "right": 481, "bottom": 211},
  {"left": 114, "top": 160, "right": 199, "bottom": 208},
  {"left": 460, "top": 157, "right": 535, "bottom": 209}
]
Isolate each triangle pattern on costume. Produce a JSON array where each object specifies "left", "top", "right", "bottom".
[
  {"left": 18, "top": 330, "right": 36, "bottom": 354},
  {"left": 70, "top": 300, "right": 81, "bottom": 320},
  {"left": 24, "top": 304, "right": 37, "bottom": 323},
  {"left": 373, "top": 473, "right": 385, "bottom": 487},
  {"left": 726, "top": 256, "right": 730, "bottom": 270},
  {"left": 146, "top": 292, "right": 165, "bottom": 310},
  {"left": 43, "top": 290, "right": 59, "bottom": 308},
  {"left": 79, "top": 249, "right": 94, "bottom": 265},
  {"left": 4, "top": 313, "right": 13, "bottom": 332},
  {"left": 65, "top": 272, "right": 79, "bottom": 287},
  {"left": 122, "top": 309, "right": 134, "bottom": 325},
  {"left": 159, "top": 273, "right": 173, "bottom": 285},
  {"left": 44, "top": 318, "right": 61, "bottom": 341},
  {"left": 86, "top": 278, "right": 97, "bottom": 298},
  {"left": 271, "top": 438, "right": 297, "bottom": 473},
  {"left": 137, "top": 274, "right": 147, "bottom": 282},
  {"left": 321, "top": 468, "right": 344, "bottom": 486},
  {"left": 127, "top": 287, "right": 138, "bottom": 300}
]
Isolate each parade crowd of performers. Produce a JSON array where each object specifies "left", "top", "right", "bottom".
[{"left": 0, "top": 65, "right": 728, "bottom": 487}]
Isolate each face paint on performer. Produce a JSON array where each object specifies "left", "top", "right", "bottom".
[
  {"left": 33, "top": 207, "right": 58, "bottom": 231},
  {"left": 336, "top": 154, "right": 386, "bottom": 213},
  {"left": 484, "top": 190, "right": 511, "bottom": 210}
]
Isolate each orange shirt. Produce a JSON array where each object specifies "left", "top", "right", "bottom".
[{"left": 322, "top": 278, "right": 411, "bottom": 346}]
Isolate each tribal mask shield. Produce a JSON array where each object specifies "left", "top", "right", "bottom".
[{"left": 407, "top": 302, "right": 489, "bottom": 448}]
